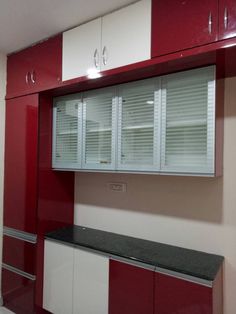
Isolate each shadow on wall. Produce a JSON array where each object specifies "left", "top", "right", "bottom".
[{"left": 76, "top": 172, "right": 224, "bottom": 224}]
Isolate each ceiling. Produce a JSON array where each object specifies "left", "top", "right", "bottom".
[{"left": 0, "top": 0, "right": 135, "bottom": 54}]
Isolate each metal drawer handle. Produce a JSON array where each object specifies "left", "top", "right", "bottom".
[
  {"left": 224, "top": 7, "right": 228, "bottom": 30},
  {"left": 25, "top": 72, "right": 30, "bottom": 84},
  {"left": 93, "top": 49, "right": 99, "bottom": 68},
  {"left": 102, "top": 46, "right": 108, "bottom": 65},
  {"left": 31, "top": 70, "right": 36, "bottom": 84},
  {"left": 208, "top": 12, "right": 212, "bottom": 34}
]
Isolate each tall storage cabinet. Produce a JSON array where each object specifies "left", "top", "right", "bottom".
[{"left": 2, "top": 94, "right": 74, "bottom": 314}]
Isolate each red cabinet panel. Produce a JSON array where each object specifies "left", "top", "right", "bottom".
[
  {"left": 152, "top": 0, "right": 218, "bottom": 57},
  {"left": 2, "top": 236, "right": 36, "bottom": 275},
  {"left": 219, "top": 0, "right": 236, "bottom": 40},
  {"left": 2, "top": 269, "right": 35, "bottom": 314},
  {"left": 154, "top": 272, "right": 213, "bottom": 314},
  {"left": 109, "top": 260, "right": 154, "bottom": 314},
  {"left": 7, "top": 35, "right": 62, "bottom": 98},
  {"left": 4, "top": 94, "right": 39, "bottom": 234}
]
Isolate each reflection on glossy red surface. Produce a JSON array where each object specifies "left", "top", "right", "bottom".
[
  {"left": 154, "top": 272, "right": 212, "bottom": 314},
  {"left": 4, "top": 94, "right": 39, "bottom": 234},
  {"left": 2, "top": 269, "right": 35, "bottom": 314},
  {"left": 109, "top": 260, "right": 154, "bottom": 314},
  {"left": 219, "top": 0, "right": 236, "bottom": 40}
]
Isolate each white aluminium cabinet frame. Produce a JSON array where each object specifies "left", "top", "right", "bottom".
[{"left": 53, "top": 66, "right": 216, "bottom": 176}]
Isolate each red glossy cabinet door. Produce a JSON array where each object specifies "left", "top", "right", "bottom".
[
  {"left": 2, "top": 269, "right": 35, "bottom": 314},
  {"left": 152, "top": 0, "right": 218, "bottom": 57},
  {"left": 109, "top": 260, "right": 154, "bottom": 314},
  {"left": 7, "top": 35, "right": 62, "bottom": 98},
  {"left": 4, "top": 94, "right": 39, "bottom": 234},
  {"left": 219, "top": 0, "right": 236, "bottom": 40},
  {"left": 154, "top": 272, "right": 213, "bottom": 314}
]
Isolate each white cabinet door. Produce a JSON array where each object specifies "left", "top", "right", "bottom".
[
  {"left": 63, "top": 18, "right": 102, "bottom": 81},
  {"left": 73, "top": 249, "right": 109, "bottom": 314},
  {"left": 43, "top": 240, "right": 74, "bottom": 314},
  {"left": 101, "top": 0, "right": 151, "bottom": 71}
]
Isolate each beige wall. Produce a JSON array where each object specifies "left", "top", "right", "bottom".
[
  {"left": 75, "top": 76, "right": 236, "bottom": 314},
  {"left": 0, "top": 52, "right": 6, "bottom": 298}
]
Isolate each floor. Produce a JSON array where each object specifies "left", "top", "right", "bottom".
[{"left": 0, "top": 308, "right": 14, "bottom": 314}]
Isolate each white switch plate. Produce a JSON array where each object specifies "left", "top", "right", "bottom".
[{"left": 108, "top": 182, "right": 127, "bottom": 192}]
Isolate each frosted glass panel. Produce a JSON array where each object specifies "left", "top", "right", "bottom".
[
  {"left": 53, "top": 97, "right": 81, "bottom": 168},
  {"left": 161, "top": 67, "right": 215, "bottom": 174},
  {"left": 118, "top": 79, "right": 159, "bottom": 170},
  {"left": 83, "top": 89, "right": 115, "bottom": 168}
]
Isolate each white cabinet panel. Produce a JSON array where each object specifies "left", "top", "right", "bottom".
[
  {"left": 43, "top": 240, "right": 73, "bottom": 314},
  {"left": 101, "top": 0, "right": 151, "bottom": 71},
  {"left": 73, "top": 249, "right": 109, "bottom": 314},
  {"left": 63, "top": 18, "right": 102, "bottom": 81}
]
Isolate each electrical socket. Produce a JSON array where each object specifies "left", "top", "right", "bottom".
[{"left": 108, "top": 182, "right": 127, "bottom": 192}]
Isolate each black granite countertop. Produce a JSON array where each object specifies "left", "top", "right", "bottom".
[{"left": 46, "top": 225, "right": 224, "bottom": 281}]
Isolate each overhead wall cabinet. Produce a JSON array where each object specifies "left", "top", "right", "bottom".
[
  {"left": 53, "top": 66, "right": 219, "bottom": 176},
  {"left": 152, "top": 0, "right": 218, "bottom": 57},
  {"left": 151, "top": 0, "right": 236, "bottom": 57},
  {"left": 7, "top": 35, "right": 62, "bottom": 98},
  {"left": 62, "top": 0, "right": 151, "bottom": 81}
]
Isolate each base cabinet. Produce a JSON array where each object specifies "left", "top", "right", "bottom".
[
  {"left": 73, "top": 249, "right": 109, "bottom": 314},
  {"left": 43, "top": 241, "right": 73, "bottom": 314},
  {"left": 154, "top": 272, "right": 213, "bottom": 314},
  {"left": 109, "top": 260, "right": 154, "bottom": 314},
  {"left": 43, "top": 241, "right": 222, "bottom": 314}
]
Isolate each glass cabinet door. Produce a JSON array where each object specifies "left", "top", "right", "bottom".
[
  {"left": 53, "top": 94, "right": 82, "bottom": 169},
  {"left": 117, "top": 78, "right": 160, "bottom": 172},
  {"left": 82, "top": 88, "right": 116, "bottom": 170},
  {"left": 160, "top": 66, "right": 215, "bottom": 174}
]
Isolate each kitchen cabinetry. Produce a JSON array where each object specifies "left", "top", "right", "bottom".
[
  {"left": 109, "top": 260, "right": 154, "bottom": 314},
  {"left": 62, "top": 0, "right": 151, "bottom": 81},
  {"left": 154, "top": 272, "right": 214, "bottom": 314},
  {"left": 43, "top": 240, "right": 109, "bottom": 314},
  {"left": 43, "top": 237, "right": 223, "bottom": 314},
  {"left": 7, "top": 35, "right": 62, "bottom": 98},
  {"left": 73, "top": 248, "right": 109, "bottom": 314},
  {"left": 53, "top": 66, "right": 218, "bottom": 176},
  {"left": 152, "top": 0, "right": 218, "bottom": 57},
  {"left": 43, "top": 240, "right": 73, "bottom": 314},
  {"left": 219, "top": 0, "right": 236, "bottom": 40}
]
